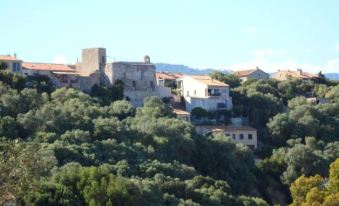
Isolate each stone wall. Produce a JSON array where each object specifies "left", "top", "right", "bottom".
[
  {"left": 78, "top": 48, "right": 106, "bottom": 76},
  {"left": 105, "top": 61, "right": 159, "bottom": 106}
]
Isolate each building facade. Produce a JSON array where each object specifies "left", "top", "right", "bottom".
[
  {"left": 196, "top": 125, "right": 258, "bottom": 149},
  {"left": 271, "top": 69, "right": 319, "bottom": 81},
  {"left": 2, "top": 48, "right": 163, "bottom": 107},
  {"left": 177, "top": 75, "right": 232, "bottom": 112},
  {"left": 104, "top": 56, "right": 160, "bottom": 106},
  {"left": 0, "top": 55, "right": 22, "bottom": 73}
]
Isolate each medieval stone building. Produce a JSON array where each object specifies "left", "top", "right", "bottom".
[
  {"left": 104, "top": 55, "right": 159, "bottom": 106},
  {"left": 1, "top": 48, "right": 162, "bottom": 107}
]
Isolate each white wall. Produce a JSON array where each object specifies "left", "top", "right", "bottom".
[{"left": 180, "top": 76, "right": 232, "bottom": 112}]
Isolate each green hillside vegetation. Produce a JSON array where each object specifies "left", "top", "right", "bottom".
[{"left": 0, "top": 69, "right": 338, "bottom": 205}]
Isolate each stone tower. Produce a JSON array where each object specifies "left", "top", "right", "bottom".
[{"left": 78, "top": 48, "right": 106, "bottom": 76}]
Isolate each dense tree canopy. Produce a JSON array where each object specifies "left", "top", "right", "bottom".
[
  {"left": 0, "top": 71, "right": 269, "bottom": 205},
  {"left": 1, "top": 70, "right": 338, "bottom": 205}
]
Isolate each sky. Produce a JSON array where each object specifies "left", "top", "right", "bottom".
[{"left": 1, "top": 0, "right": 339, "bottom": 73}]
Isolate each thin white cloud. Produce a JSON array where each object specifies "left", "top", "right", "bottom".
[
  {"left": 241, "top": 26, "right": 257, "bottom": 34},
  {"left": 52, "top": 55, "right": 68, "bottom": 64},
  {"left": 324, "top": 58, "right": 339, "bottom": 73},
  {"left": 335, "top": 43, "right": 339, "bottom": 51},
  {"left": 252, "top": 49, "right": 285, "bottom": 59},
  {"left": 229, "top": 48, "right": 328, "bottom": 73}
]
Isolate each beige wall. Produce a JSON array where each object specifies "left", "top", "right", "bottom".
[
  {"left": 21, "top": 68, "right": 81, "bottom": 89},
  {"left": 224, "top": 130, "right": 257, "bottom": 149},
  {"left": 0, "top": 60, "right": 22, "bottom": 73},
  {"left": 78, "top": 48, "right": 106, "bottom": 76},
  {"left": 271, "top": 72, "right": 288, "bottom": 81}
]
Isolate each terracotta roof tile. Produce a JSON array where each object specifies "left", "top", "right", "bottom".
[
  {"left": 188, "top": 75, "right": 229, "bottom": 87},
  {"left": 0, "top": 55, "right": 19, "bottom": 61},
  {"left": 233, "top": 69, "right": 256, "bottom": 77},
  {"left": 275, "top": 70, "right": 319, "bottom": 79},
  {"left": 156, "top": 72, "right": 177, "bottom": 80},
  {"left": 22, "top": 62, "right": 76, "bottom": 72}
]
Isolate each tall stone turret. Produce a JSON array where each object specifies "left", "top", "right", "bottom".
[
  {"left": 78, "top": 48, "right": 106, "bottom": 76},
  {"left": 76, "top": 48, "right": 106, "bottom": 92}
]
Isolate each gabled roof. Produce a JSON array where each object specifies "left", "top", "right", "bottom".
[
  {"left": 22, "top": 62, "right": 76, "bottom": 72},
  {"left": 233, "top": 67, "right": 268, "bottom": 77},
  {"left": 188, "top": 75, "right": 229, "bottom": 87},
  {"left": 156, "top": 72, "right": 177, "bottom": 80},
  {"left": 0, "top": 55, "right": 20, "bottom": 61},
  {"left": 233, "top": 69, "right": 257, "bottom": 77},
  {"left": 156, "top": 72, "right": 184, "bottom": 80}
]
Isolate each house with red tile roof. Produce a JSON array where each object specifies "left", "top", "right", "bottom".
[
  {"left": 0, "top": 55, "right": 22, "bottom": 73},
  {"left": 21, "top": 62, "right": 81, "bottom": 89},
  {"left": 271, "top": 69, "right": 319, "bottom": 81},
  {"left": 155, "top": 72, "right": 181, "bottom": 88},
  {"left": 233, "top": 67, "right": 269, "bottom": 82}
]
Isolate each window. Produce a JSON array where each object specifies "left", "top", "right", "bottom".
[
  {"left": 248, "top": 134, "right": 253, "bottom": 140},
  {"left": 150, "top": 81, "right": 154, "bottom": 90},
  {"left": 141, "top": 71, "right": 144, "bottom": 80},
  {"left": 194, "top": 90, "right": 196, "bottom": 95},
  {"left": 13, "top": 63, "right": 20, "bottom": 72},
  {"left": 239, "top": 134, "right": 244, "bottom": 140},
  {"left": 186, "top": 91, "right": 189, "bottom": 96},
  {"left": 132, "top": 81, "right": 136, "bottom": 88},
  {"left": 232, "top": 134, "right": 236, "bottom": 140},
  {"left": 208, "top": 88, "right": 221, "bottom": 96},
  {"left": 159, "top": 79, "right": 164, "bottom": 87}
]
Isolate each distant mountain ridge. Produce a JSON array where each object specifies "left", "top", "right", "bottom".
[
  {"left": 325, "top": 73, "right": 339, "bottom": 80},
  {"left": 155, "top": 63, "right": 231, "bottom": 75},
  {"left": 156, "top": 63, "right": 339, "bottom": 80}
]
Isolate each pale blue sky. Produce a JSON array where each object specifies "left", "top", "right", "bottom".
[{"left": 1, "top": 0, "right": 339, "bottom": 73}]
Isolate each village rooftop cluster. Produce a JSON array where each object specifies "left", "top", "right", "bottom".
[{"left": 0, "top": 48, "right": 322, "bottom": 150}]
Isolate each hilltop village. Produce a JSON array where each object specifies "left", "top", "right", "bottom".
[
  {"left": 0, "top": 48, "right": 323, "bottom": 150},
  {"left": 1, "top": 48, "right": 339, "bottom": 206}
]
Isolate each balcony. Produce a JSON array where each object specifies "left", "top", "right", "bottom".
[{"left": 207, "top": 89, "right": 221, "bottom": 97}]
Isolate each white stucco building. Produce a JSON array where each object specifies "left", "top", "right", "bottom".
[{"left": 177, "top": 75, "right": 232, "bottom": 112}]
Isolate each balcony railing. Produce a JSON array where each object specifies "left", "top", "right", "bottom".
[{"left": 208, "top": 92, "right": 221, "bottom": 97}]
